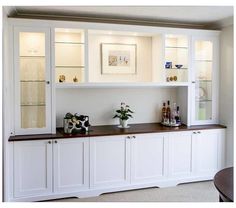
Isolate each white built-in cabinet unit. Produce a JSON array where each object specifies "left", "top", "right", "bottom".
[
  {"left": 10, "top": 19, "right": 221, "bottom": 135},
  {"left": 11, "top": 129, "right": 225, "bottom": 201},
  {"left": 6, "top": 18, "right": 225, "bottom": 202}
]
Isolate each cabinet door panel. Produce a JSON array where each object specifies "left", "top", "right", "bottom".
[
  {"left": 90, "top": 136, "right": 131, "bottom": 188},
  {"left": 53, "top": 138, "right": 89, "bottom": 193},
  {"left": 13, "top": 140, "right": 52, "bottom": 197},
  {"left": 14, "top": 27, "right": 52, "bottom": 135},
  {"left": 131, "top": 134, "right": 165, "bottom": 183},
  {"left": 169, "top": 132, "right": 192, "bottom": 177},
  {"left": 193, "top": 130, "right": 219, "bottom": 174}
]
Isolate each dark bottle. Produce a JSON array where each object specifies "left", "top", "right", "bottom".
[
  {"left": 166, "top": 100, "right": 171, "bottom": 124},
  {"left": 161, "top": 102, "right": 166, "bottom": 123},
  {"left": 175, "top": 106, "right": 181, "bottom": 124}
]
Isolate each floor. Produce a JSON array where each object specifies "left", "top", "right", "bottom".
[{"left": 48, "top": 181, "right": 219, "bottom": 202}]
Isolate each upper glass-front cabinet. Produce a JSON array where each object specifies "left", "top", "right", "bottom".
[
  {"left": 14, "top": 27, "right": 51, "bottom": 135},
  {"left": 164, "top": 35, "right": 189, "bottom": 83},
  {"left": 191, "top": 37, "right": 219, "bottom": 124},
  {"left": 55, "top": 28, "right": 85, "bottom": 84}
]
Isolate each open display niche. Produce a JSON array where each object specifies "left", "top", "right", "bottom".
[
  {"left": 88, "top": 30, "right": 156, "bottom": 83},
  {"left": 164, "top": 34, "right": 189, "bottom": 83},
  {"left": 55, "top": 28, "right": 85, "bottom": 84}
]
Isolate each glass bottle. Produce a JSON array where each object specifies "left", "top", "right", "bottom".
[
  {"left": 161, "top": 102, "right": 166, "bottom": 123},
  {"left": 175, "top": 106, "right": 181, "bottom": 124},
  {"left": 166, "top": 100, "right": 171, "bottom": 124}
]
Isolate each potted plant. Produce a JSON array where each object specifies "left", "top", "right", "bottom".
[{"left": 113, "top": 102, "right": 134, "bottom": 128}]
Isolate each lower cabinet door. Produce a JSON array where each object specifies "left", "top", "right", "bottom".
[
  {"left": 192, "top": 129, "right": 224, "bottom": 176},
  {"left": 53, "top": 138, "right": 89, "bottom": 193},
  {"left": 168, "top": 132, "right": 193, "bottom": 178},
  {"left": 13, "top": 140, "right": 53, "bottom": 198},
  {"left": 90, "top": 135, "right": 131, "bottom": 188},
  {"left": 131, "top": 133, "right": 166, "bottom": 183}
]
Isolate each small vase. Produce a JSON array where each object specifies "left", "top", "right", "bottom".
[{"left": 120, "top": 119, "right": 128, "bottom": 128}]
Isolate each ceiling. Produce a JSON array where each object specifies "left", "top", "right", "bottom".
[{"left": 7, "top": 6, "right": 234, "bottom": 29}]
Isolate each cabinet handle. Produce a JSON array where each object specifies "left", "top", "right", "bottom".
[
  {"left": 126, "top": 136, "right": 131, "bottom": 139},
  {"left": 132, "top": 136, "right": 136, "bottom": 139},
  {"left": 46, "top": 81, "right": 50, "bottom": 84},
  {"left": 197, "top": 131, "right": 201, "bottom": 134},
  {"left": 48, "top": 141, "right": 51, "bottom": 144},
  {"left": 54, "top": 140, "right": 57, "bottom": 143},
  {"left": 192, "top": 81, "right": 196, "bottom": 84},
  {"left": 193, "top": 132, "right": 197, "bottom": 134}
]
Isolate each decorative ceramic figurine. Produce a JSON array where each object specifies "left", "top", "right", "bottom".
[
  {"left": 59, "top": 75, "right": 65, "bottom": 82},
  {"left": 73, "top": 76, "right": 78, "bottom": 82}
]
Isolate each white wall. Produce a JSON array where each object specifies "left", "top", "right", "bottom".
[
  {"left": 219, "top": 25, "right": 234, "bottom": 167},
  {"left": 56, "top": 88, "right": 177, "bottom": 127}
]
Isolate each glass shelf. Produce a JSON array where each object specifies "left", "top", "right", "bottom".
[
  {"left": 20, "top": 56, "right": 45, "bottom": 58},
  {"left": 196, "top": 99, "right": 212, "bottom": 102},
  {"left": 195, "top": 60, "right": 212, "bottom": 62},
  {"left": 20, "top": 80, "right": 45, "bottom": 82},
  {"left": 196, "top": 80, "right": 212, "bottom": 82},
  {"left": 21, "top": 103, "right": 46, "bottom": 106},
  {"left": 165, "top": 68, "right": 188, "bottom": 70},
  {"left": 55, "top": 41, "right": 84, "bottom": 44},
  {"left": 55, "top": 66, "right": 85, "bottom": 68},
  {"left": 165, "top": 46, "right": 188, "bottom": 49}
]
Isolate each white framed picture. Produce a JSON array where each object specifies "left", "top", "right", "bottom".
[{"left": 101, "top": 43, "right": 137, "bottom": 74}]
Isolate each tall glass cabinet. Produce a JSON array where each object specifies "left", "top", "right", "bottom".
[
  {"left": 191, "top": 37, "right": 219, "bottom": 125},
  {"left": 14, "top": 27, "right": 52, "bottom": 135}
]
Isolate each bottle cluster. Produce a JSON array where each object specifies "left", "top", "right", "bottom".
[{"left": 161, "top": 100, "right": 181, "bottom": 126}]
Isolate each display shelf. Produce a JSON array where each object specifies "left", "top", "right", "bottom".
[
  {"left": 20, "top": 80, "right": 45, "bottom": 82},
  {"left": 196, "top": 99, "right": 212, "bottom": 102},
  {"left": 195, "top": 60, "right": 212, "bottom": 62},
  {"left": 55, "top": 66, "right": 84, "bottom": 68},
  {"left": 55, "top": 41, "right": 84, "bottom": 44},
  {"left": 20, "top": 56, "right": 45, "bottom": 58},
  {"left": 165, "top": 68, "right": 188, "bottom": 70},
  {"left": 55, "top": 82, "right": 189, "bottom": 88},
  {"left": 165, "top": 46, "right": 188, "bottom": 49},
  {"left": 21, "top": 103, "right": 46, "bottom": 106}
]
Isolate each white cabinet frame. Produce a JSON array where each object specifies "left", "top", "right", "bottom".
[{"left": 13, "top": 26, "right": 52, "bottom": 135}]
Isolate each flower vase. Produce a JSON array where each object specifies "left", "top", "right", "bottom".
[{"left": 120, "top": 119, "right": 128, "bottom": 128}]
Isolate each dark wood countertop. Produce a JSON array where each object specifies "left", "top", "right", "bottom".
[{"left": 9, "top": 123, "right": 226, "bottom": 142}]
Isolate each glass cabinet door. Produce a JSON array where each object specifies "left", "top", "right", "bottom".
[
  {"left": 192, "top": 38, "right": 218, "bottom": 124},
  {"left": 14, "top": 27, "right": 51, "bottom": 134}
]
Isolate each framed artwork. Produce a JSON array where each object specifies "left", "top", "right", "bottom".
[{"left": 101, "top": 43, "right": 137, "bottom": 74}]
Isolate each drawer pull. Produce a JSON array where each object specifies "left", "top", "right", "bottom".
[
  {"left": 48, "top": 141, "right": 51, "bottom": 144},
  {"left": 54, "top": 140, "right": 58, "bottom": 143}
]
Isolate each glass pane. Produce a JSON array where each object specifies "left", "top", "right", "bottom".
[
  {"left": 19, "top": 32, "right": 46, "bottom": 128},
  {"left": 194, "top": 40, "right": 213, "bottom": 121}
]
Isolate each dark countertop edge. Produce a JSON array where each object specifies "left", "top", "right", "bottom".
[{"left": 8, "top": 123, "right": 227, "bottom": 142}]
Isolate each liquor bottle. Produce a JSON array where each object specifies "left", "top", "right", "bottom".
[
  {"left": 166, "top": 100, "right": 171, "bottom": 124},
  {"left": 161, "top": 102, "right": 166, "bottom": 123},
  {"left": 175, "top": 106, "right": 181, "bottom": 124},
  {"left": 171, "top": 103, "right": 177, "bottom": 124}
]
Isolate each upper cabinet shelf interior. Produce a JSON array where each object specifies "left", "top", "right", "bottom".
[{"left": 55, "top": 28, "right": 85, "bottom": 84}]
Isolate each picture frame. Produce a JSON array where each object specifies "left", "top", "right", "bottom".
[{"left": 101, "top": 43, "right": 137, "bottom": 74}]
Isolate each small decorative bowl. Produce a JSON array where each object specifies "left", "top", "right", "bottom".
[{"left": 175, "top": 64, "right": 183, "bottom": 69}]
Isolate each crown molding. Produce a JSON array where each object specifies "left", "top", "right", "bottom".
[{"left": 9, "top": 11, "right": 212, "bottom": 30}]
